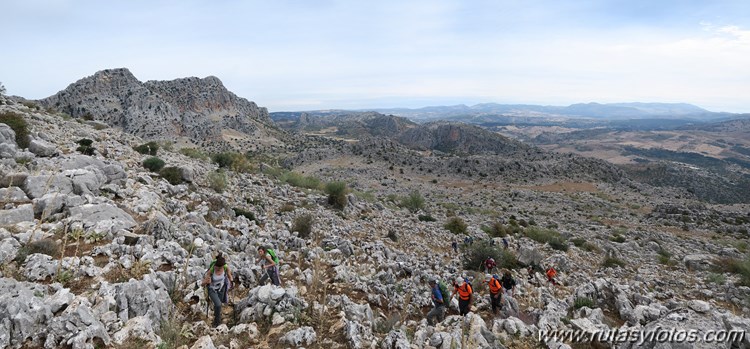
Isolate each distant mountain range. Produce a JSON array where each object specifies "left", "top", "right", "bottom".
[{"left": 273, "top": 102, "right": 749, "bottom": 125}]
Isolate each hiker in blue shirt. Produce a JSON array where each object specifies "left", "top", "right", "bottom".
[{"left": 426, "top": 279, "right": 447, "bottom": 325}]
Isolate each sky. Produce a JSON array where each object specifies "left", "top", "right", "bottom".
[{"left": 1, "top": 0, "right": 749, "bottom": 113}]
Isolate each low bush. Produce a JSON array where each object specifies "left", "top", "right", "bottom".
[
  {"left": 233, "top": 208, "right": 255, "bottom": 222},
  {"left": 75, "top": 138, "right": 95, "bottom": 155},
  {"left": 461, "top": 241, "right": 518, "bottom": 271},
  {"left": 573, "top": 297, "right": 596, "bottom": 309},
  {"left": 0, "top": 112, "right": 30, "bottom": 149},
  {"left": 179, "top": 147, "right": 209, "bottom": 160},
  {"left": 325, "top": 181, "right": 349, "bottom": 210},
  {"left": 292, "top": 214, "right": 315, "bottom": 239},
  {"left": 483, "top": 222, "right": 509, "bottom": 238},
  {"left": 207, "top": 170, "right": 227, "bottom": 193},
  {"left": 444, "top": 217, "right": 468, "bottom": 235},
  {"left": 418, "top": 214, "right": 436, "bottom": 222},
  {"left": 601, "top": 256, "right": 626, "bottom": 269},
  {"left": 133, "top": 141, "right": 159, "bottom": 155},
  {"left": 714, "top": 255, "right": 750, "bottom": 286},
  {"left": 610, "top": 234, "right": 627, "bottom": 243},
  {"left": 705, "top": 272, "right": 726, "bottom": 285},
  {"left": 399, "top": 190, "right": 424, "bottom": 213},
  {"left": 159, "top": 167, "right": 183, "bottom": 185},
  {"left": 212, "top": 152, "right": 234, "bottom": 168},
  {"left": 387, "top": 230, "right": 398, "bottom": 242},
  {"left": 14, "top": 239, "right": 59, "bottom": 263},
  {"left": 283, "top": 171, "right": 321, "bottom": 190},
  {"left": 143, "top": 157, "right": 165, "bottom": 172},
  {"left": 525, "top": 226, "right": 568, "bottom": 251},
  {"left": 279, "top": 203, "right": 295, "bottom": 212}
]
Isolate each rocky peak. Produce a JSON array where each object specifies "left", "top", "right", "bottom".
[{"left": 38, "top": 69, "right": 273, "bottom": 146}]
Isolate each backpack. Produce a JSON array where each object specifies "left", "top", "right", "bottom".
[
  {"left": 207, "top": 260, "right": 229, "bottom": 275},
  {"left": 266, "top": 248, "right": 280, "bottom": 264},
  {"left": 463, "top": 277, "right": 473, "bottom": 291},
  {"left": 438, "top": 281, "right": 451, "bottom": 303}
]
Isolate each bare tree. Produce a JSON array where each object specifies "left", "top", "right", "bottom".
[{"left": 0, "top": 82, "right": 5, "bottom": 96}]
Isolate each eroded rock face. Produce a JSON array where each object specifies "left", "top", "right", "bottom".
[{"left": 39, "top": 68, "right": 271, "bottom": 143}]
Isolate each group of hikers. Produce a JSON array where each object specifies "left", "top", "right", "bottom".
[
  {"left": 198, "top": 241, "right": 559, "bottom": 328},
  {"left": 200, "top": 247, "right": 282, "bottom": 327},
  {"left": 427, "top": 237, "right": 561, "bottom": 325}
]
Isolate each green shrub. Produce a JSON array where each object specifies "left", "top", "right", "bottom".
[
  {"left": 573, "top": 297, "right": 596, "bottom": 309},
  {"left": 483, "top": 222, "right": 509, "bottom": 238},
  {"left": 525, "top": 226, "right": 568, "bottom": 250},
  {"left": 75, "top": 138, "right": 95, "bottom": 155},
  {"left": 14, "top": 239, "right": 59, "bottom": 264},
  {"left": 179, "top": 148, "right": 209, "bottom": 160},
  {"left": 207, "top": 170, "right": 227, "bottom": 193},
  {"left": 212, "top": 152, "right": 234, "bottom": 168},
  {"left": 418, "top": 214, "right": 436, "bottom": 222},
  {"left": 461, "top": 241, "right": 518, "bottom": 271},
  {"left": 610, "top": 234, "right": 626, "bottom": 243},
  {"left": 548, "top": 238, "right": 569, "bottom": 252},
  {"left": 143, "top": 157, "right": 165, "bottom": 172},
  {"left": 706, "top": 272, "right": 726, "bottom": 285},
  {"left": 399, "top": 190, "right": 424, "bottom": 213},
  {"left": 714, "top": 256, "right": 750, "bottom": 287},
  {"left": 282, "top": 171, "right": 321, "bottom": 190},
  {"left": 21, "top": 100, "right": 40, "bottom": 110},
  {"left": 387, "top": 230, "right": 398, "bottom": 242},
  {"left": 133, "top": 141, "right": 160, "bottom": 155},
  {"left": 292, "top": 214, "right": 314, "bottom": 239},
  {"left": 325, "top": 181, "right": 349, "bottom": 210},
  {"left": 233, "top": 208, "right": 255, "bottom": 222},
  {"left": 0, "top": 112, "right": 30, "bottom": 149},
  {"left": 279, "top": 203, "right": 295, "bottom": 212},
  {"left": 159, "top": 167, "right": 183, "bottom": 185},
  {"left": 601, "top": 256, "right": 626, "bottom": 269},
  {"left": 444, "top": 217, "right": 467, "bottom": 235},
  {"left": 571, "top": 238, "right": 586, "bottom": 247}
]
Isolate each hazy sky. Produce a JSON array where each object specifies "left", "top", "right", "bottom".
[{"left": 2, "top": 0, "right": 749, "bottom": 112}]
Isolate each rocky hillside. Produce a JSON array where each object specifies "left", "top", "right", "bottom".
[
  {"left": 39, "top": 68, "right": 284, "bottom": 152},
  {"left": 1, "top": 97, "right": 749, "bottom": 349}
]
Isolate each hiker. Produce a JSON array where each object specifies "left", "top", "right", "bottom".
[
  {"left": 463, "top": 236, "right": 471, "bottom": 246},
  {"left": 527, "top": 265, "right": 535, "bottom": 281},
  {"left": 490, "top": 238, "right": 496, "bottom": 246},
  {"left": 201, "top": 253, "right": 233, "bottom": 327},
  {"left": 451, "top": 240, "right": 458, "bottom": 253},
  {"left": 502, "top": 237, "right": 509, "bottom": 249},
  {"left": 258, "top": 246, "right": 281, "bottom": 286},
  {"left": 454, "top": 276, "right": 473, "bottom": 316},
  {"left": 486, "top": 274, "right": 503, "bottom": 316},
  {"left": 480, "top": 256, "right": 496, "bottom": 273},
  {"left": 500, "top": 270, "right": 517, "bottom": 298},
  {"left": 426, "top": 279, "right": 448, "bottom": 325},
  {"left": 546, "top": 266, "right": 557, "bottom": 286}
]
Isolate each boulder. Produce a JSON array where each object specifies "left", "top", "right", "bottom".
[
  {"left": 381, "top": 329, "right": 410, "bottom": 349},
  {"left": 112, "top": 316, "right": 161, "bottom": 345},
  {"left": 0, "top": 238, "right": 21, "bottom": 264},
  {"left": 0, "top": 204, "right": 34, "bottom": 225},
  {"left": 517, "top": 246, "right": 543, "bottom": 266},
  {"left": 96, "top": 274, "right": 174, "bottom": 328},
  {"left": 23, "top": 253, "right": 58, "bottom": 281},
  {"left": 190, "top": 335, "right": 216, "bottom": 349},
  {"left": 621, "top": 308, "right": 730, "bottom": 349},
  {"left": 0, "top": 278, "right": 54, "bottom": 347},
  {"left": 0, "top": 187, "right": 29, "bottom": 202},
  {"left": 0, "top": 124, "right": 16, "bottom": 146},
  {"left": 279, "top": 326, "right": 317, "bottom": 346},
  {"left": 22, "top": 174, "right": 74, "bottom": 199},
  {"left": 43, "top": 298, "right": 111, "bottom": 349},
  {"left": 69, "top": 203, "right": 136, "bottom": 233},
  {"left": 0, "top": 173, "right": 28, "bottom": 187},
  {"left": 0, "top": 143, "right": 17, "bottom": 159},
  {"left": 683, "top": 254, "right": 717, "bottom": 271},
  {"left": 28, "top": 138, "right": 58, "bottom": 157}
]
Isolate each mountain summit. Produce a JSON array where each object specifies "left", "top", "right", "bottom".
[{"left": 39, "top": 68, "right": 278, "bottom": 149}]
